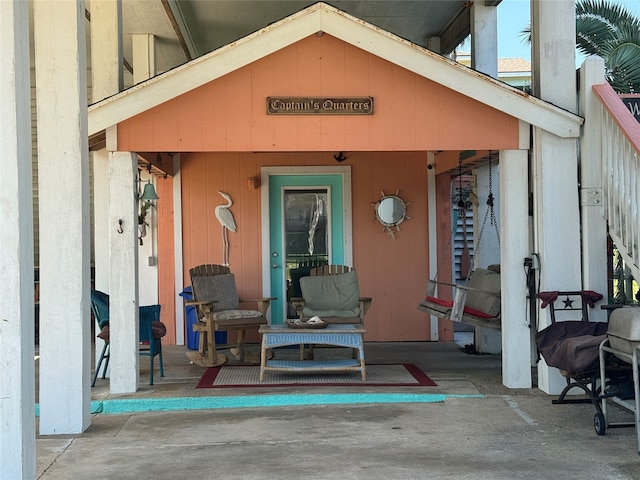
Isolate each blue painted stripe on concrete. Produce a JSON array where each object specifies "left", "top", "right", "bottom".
[
  {"left": 83, "top": 393, "right": 484, "bottom": 415},
  {"left": 36, "top": 393, "right": 484, "bottom": 416}
]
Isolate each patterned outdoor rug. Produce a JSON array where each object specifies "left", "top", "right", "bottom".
[{"left": 196, "top": 363, "right": 436, "bottom": 388}]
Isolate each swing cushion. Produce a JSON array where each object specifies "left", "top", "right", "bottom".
[
  {"left": 464, "top": 268, "right": 501, "bottom": 317},
  {"left": 462, "top": 305, "right": 496, "bottom": 319},
  {"left": 423, "top": 296, "right": 495, "bottom": 319},
  {"left": 425, "top": 296, "right": 453, "bottom": 308}
]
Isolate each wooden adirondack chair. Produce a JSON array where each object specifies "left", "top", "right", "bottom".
[{"left": 186, "top": 264, "right": 274, "bottom": 367}]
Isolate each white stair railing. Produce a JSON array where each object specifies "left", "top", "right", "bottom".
[{"left": 593, "top": 84, "right": 640, "bottom": 284}]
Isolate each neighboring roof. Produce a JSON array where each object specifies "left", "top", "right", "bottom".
[
  {"left": 456, "top": 53, "right": 531, "bottom": 74},
  {"left": 498, "top": 58, "right": 531, "bottom": 73},
  {"left": 88, "top": 2, "right": 582, "bottom": 138}
]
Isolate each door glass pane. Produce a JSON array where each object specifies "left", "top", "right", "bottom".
[{"left": 284, "top": 189, "right": 329, "bottom": 317}]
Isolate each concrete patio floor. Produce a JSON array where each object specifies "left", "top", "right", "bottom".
[{"left": 35, "top": 340, "right": 640, "bottom": 479}]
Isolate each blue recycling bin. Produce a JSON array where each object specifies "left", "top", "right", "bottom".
[{"left": 180, "top": 287, "right": 226, "bottom": 350}]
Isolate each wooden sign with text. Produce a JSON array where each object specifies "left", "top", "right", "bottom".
[{"left": 267, "top": 97, "right": 373, "bottom": 115}]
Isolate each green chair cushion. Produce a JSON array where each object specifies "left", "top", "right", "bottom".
[{"left": 300, "top": 270, "right": 361, "bottom": 318}]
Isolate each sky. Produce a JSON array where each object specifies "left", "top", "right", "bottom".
[{"left": 497, "top": 0, "right": 640, "bottom": 62}]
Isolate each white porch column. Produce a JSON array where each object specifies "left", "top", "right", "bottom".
[
  {"left": 531, "top": 0, "right": 580, "bottom": 394},
  {"left": 90, "top": 0, "right": 123, "bottom": 281},
  {"left": 470, "top": 2, "right": 498, "bottom": 77},
  {"left": 474, "top": 163, "right": 502, "bottom": 354},
  {"left": 470, "top": 1, "right": 501, "bottom": 353},
  {"left": 579, "top": 57, "right": 608, "bottom": 321},
  {"left": 500, "top": 148, "right": 532, "bottom": 388},
  {"left": 133, "top": 34, "right": 157, "bottom": 84},
  {"left": 0, "top": 0, "right": 35, "bottom": 477},
  {"left": 93, "top": 153, "right": 110, "bottom": 293},
  {"left": 34, "top": 0, "right": 91, "bottom": 433},
  {"left": 132, "top": 33, "right": 160, "bottom": 306},
  {"left": 533, "top": 128, "right": 582, "bottom": 394},
  {"left": 531, "top": 0, "right": 577, "bottom": 104},
  {"left": 90, "top": 0, "right": 123, "bottom": 376},
  {"left": 89, "top": 0, "right": 123, "bottom": 101},
  {"left": 92, "top": 150, "right": 110, "bottom": 380},
  {"left": 109, "top": 151, "right": 140, "bottom": 393}
]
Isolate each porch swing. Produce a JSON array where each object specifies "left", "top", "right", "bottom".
[{"left": 418, "top": 156, "right": 502, "bottom": 329}]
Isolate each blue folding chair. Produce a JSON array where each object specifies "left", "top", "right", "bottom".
[{"left": 91, "top": 290, "right": 165, "bottom": 386}]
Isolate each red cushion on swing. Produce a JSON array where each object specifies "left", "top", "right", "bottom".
[
  {"left": 425, "top": 296, "right": 494, "bottom": 318},
  {"left": 424, "top": 296, "right": 454, "bottom": 307},
  {"left": 462, "top": 306, "right": 495, "bottom": 319}
]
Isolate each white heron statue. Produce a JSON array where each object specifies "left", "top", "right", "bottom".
[{"left": 215, "top": 191, "right": 237, "bottom": 265}]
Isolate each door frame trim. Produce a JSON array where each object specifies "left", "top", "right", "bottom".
[{"left": 260, "top": 166, "right": 353, "bottom": 312}]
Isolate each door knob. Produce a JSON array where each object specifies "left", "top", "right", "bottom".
[{"left": 272, "top": 263, "right": 279, "bottom": 269}]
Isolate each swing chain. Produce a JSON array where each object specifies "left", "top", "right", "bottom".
[
  {"left": 487, "top": 158, "right": 500, "bottom": 248},
  {"left": 466, "top": 157, "right": 500, "bottom": 279},
  {"left": 457, "top": 156, "right": 467, "bottom": 209}
]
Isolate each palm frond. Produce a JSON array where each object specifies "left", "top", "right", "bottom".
[
  {"left": 519, "top": 25, "right": 531, "bottom": 46},
  {"left": 576, "top": 0, "right": 640, "bottom": 27},
  {"left": 607, "top": 43, "right": 640, "bottom": 93},
  {"left": 576, "top": 15, "right": 617, "bottom": 55}
]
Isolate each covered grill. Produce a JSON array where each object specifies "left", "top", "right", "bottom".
[{"left": 598, "top": 307, "right": 640, "bottom": 454}]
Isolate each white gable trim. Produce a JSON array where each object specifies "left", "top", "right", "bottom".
[{"left": 88, "top": 2, "right": 582, "bottom": 138}]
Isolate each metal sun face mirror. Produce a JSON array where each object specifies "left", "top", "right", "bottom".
[{"left": 371, "top": 190, "right": 410, "bottom": 239}]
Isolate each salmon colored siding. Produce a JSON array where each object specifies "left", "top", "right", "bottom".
[
  {"left": 117, "top": 31, "right": 520, "bottom": 343},
  {"left": 117, "top": 34, "right": 519, "bottom": 153},
  {"left": 435, "top": 173, "right": 455, "bottom": 342},
  {"left": 351, "top": 153, "right": 431, "bottom": 341},
  {"left": 179, "top": 152, "right": 430, "bottom": 342},
  {"left": 156, "top": 176, "right": 176, "bottom": 343}
]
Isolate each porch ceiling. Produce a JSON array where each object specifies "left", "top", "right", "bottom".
[
  {"left": 103, "top": 0, "right": 486, "bottom": 85},
  {"left": 170, "top": 0, "right": 477, "bottom": 58},
  {"left": 116, "top": 0, "right": 477, "bottom": 73}
]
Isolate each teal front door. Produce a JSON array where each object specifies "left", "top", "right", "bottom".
[{"left": 268, "top": 173, "right": 346, "bottom": 324}]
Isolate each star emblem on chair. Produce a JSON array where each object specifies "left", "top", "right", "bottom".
[{"left": 562, "top": 296, "right": 574, "bottom": 308}]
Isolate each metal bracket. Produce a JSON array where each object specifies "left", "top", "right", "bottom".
[{"left": 580, "top": 187, "right": 603, "bottom": 206}]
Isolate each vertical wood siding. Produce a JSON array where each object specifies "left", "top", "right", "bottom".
[
  {"left": 117, "top": 34, "right": 519, "bottom": 153},
  {"left": 178, "top": 152, "right": 430, "bottom": 342},
  {"left": 156, "top": 176, "right": 176, "bottom": 344},
  {"left": 117, "top": 32, "right": 521, "bottom": 342}
]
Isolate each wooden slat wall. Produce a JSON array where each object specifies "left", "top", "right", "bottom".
[
  {"left": 117, "top": 34, "right": 520, "bottom": 153},
  {"left": 156, "top": 176, "right": 176, "bottom": 344},
  {"left": 178, "top": 151, "right": 431, "bottom": 342},
  {"left": 117, "top": 31, "right": 523, "bottom": 343},
  {"left": 435, "top": 173, "right": 455, "bottom": 342}
]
